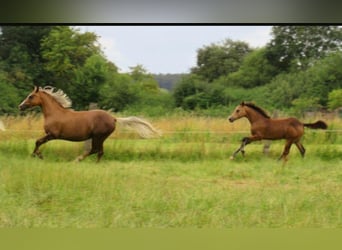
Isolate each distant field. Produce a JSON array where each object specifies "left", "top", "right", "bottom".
[{"left": 0, "top": 115, "right": 341, "bottom": 228}]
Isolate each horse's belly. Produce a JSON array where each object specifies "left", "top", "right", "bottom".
[
  {"left": 264, "top": 134, "right": 286, "bottom": 140},
  {"left": 59, "top": 122, "right": 114, "bottom": 141},
  {"left": 259, "top": 126, "right": 287, "bottom": 140},
  {"left": 46, "top": 124, "right": 91, "bottom": 141},
  {"left": 61, "top": 134, "right": 90, "bottom": 141},
  {"left": 59, "top": 131, "right": 90, "bottom": 141}
]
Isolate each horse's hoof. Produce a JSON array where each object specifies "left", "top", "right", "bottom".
[
  {"left": 230, "top": 156, "right": 235, "bottom": 160},
  {"left": 74, "top": 156, "right": 83, "bottom": 162},
  {"left": 32, "top": 152, "right": 43, "bottom": 159}
]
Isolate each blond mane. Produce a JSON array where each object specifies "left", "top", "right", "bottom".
[{"left": 40, "top": 86, "right": 72, "bottom": 108}]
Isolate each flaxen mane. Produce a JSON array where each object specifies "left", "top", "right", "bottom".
[
  {"left": 40, "top": 86, "right": 72, "bottom": 108},
  {"left": 243, "top": 102, "right": 270, "bottom": 119}
]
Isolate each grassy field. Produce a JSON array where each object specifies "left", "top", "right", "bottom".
[{"left": 0, "top": 115, "right": 341, "bottom": 228}]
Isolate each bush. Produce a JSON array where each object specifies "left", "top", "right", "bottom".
[{"left": 328, "top": 89, "right": 342, "bottom": 110}]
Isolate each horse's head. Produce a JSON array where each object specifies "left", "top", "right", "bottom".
[
  {"left": 228, "top": 102, "right": 248, "bottom": 122},
  {"left": 19, "top": 86, "right": 43, "bottom": 111}
]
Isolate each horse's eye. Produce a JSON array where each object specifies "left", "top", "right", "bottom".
[
  {"left": 28, "top": 95, "right": 34, "bottom": 100},
  {"left": 236, "top": 109, "right": 240, "bottom": 113}
]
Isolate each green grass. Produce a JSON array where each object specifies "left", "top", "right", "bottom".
[{"left": 0, "top": 136, "right": 341, "bottom": 228}]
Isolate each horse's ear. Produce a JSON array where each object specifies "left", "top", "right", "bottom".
[
  {"left": 34, "top": 86, "right": 39, "bottom": 93},
  {"left": 241, "top": 101, "right": 245, "bottom": 106}
]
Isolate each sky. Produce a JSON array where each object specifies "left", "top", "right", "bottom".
[{"left": 76, "top": 26, "right": 273, "bottom": 74}]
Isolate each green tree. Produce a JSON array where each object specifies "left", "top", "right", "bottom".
[
  {"left": 262, "top": 73, "right": 304, "bottom": 109},
  {"left": 129, "top": 64, "right": 159, "bottom": 92},
  {"left": 266, "top": 26, "right": 342, "bottom": 72},
  {"left": 226, "top": 48, "right": 278, "bottom": 88},
  {"left": 99, "top": 73, "right": 140, "bottom": 112},
  {"left": 328, "top": 89, "right": 342, "bottom": 110},
  {"left": 291, "top": 97, "right": 321, "bottom": 116},
  {"left": 261, "top": 52, "right": 342, "bottom": 110},
  {"left": 72, "top": 54, "right": 116, "bottom": 109},
  {"left": 173, "top": 74, "right": 207, "bottom": 109},
  {"left": 41, "top": 26, "right": 102, "bottom": 95},
  {"left": 191, "top": 39, "right": 252, "bottom": 82},
  {"left": 299, "top": 52, "right": 342, "bottom": 106},
  {"left": 0, "top": 26, "right": 52, "bottom": 96},
  {"left": 0, "top": 69, "right": 20, "bottom": 114}
]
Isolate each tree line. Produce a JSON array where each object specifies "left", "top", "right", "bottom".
[
  {"left": 174, "top": 26, "right": 342, "bottom": 115},
  {"left": 0, "top": 26, "right": 341, "bottom": 117}
]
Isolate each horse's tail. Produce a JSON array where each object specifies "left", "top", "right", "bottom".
[
  {"left": 116, "top": 116, "right": 161, "bottom": 138},
  {"left": 303, "top": 120, "right": 328, "bottom": 129},
  {"left": 0, "top": 120, "right": 5, "bottom": 131}
]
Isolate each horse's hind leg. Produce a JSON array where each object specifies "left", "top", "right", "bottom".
[
  {"left": 75, "top": 137, "right": 105, "bottom": 162},
  {"left": 295, "top": 141, "right": 306, "bottom": 157},
  {"left": 75, "top": 139, "right": 96, "bottom": 162},
  {"left": 96, "top": 144, "right": 104, "bottom": 163},
  {"left": 93, "top": 135, "right": 109, "bottom": 162},
  {"left": 75, "top": 150, "right": 92, "bottom": 162}
]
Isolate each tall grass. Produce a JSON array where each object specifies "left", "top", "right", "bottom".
[{"left": 0, "top": 114, "right": 341, "bottom": 228}]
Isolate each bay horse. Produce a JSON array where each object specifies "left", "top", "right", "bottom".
[
  {"left": 19, "top": 86, "right": 160, "bottom": 162},
  {"left": 228, "top": 102, "right": 327, "bottom": 163}
]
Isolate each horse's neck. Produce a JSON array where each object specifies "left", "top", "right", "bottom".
[
  {"left": 245, "top": 108, "right": 268, "bottom": 124},
  {"left": 41, "top": 94, "right": 66, "bottom": 118}
]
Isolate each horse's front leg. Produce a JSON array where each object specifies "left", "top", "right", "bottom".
[
  {"left": 32, "top": 133, "right": 55, "bottom": 159},
  {"left": 278, "top": 139, "right": 293, "bottom": 165},
  {"left": 230, "top": 137, "right": 251, "bottom": 160}
]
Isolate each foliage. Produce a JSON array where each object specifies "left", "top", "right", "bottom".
[
  {"left": 0, "top": 70, "right": 20, "bottom": 114},
  {"left": 0, "top": 26, "right": 52, "bottom": 97},
  {"left": 266, "top": 26, "right": 342, "bottom": 72},
  {"left": 191, "top": 39, "right": 252, "bottom": 82},
  {"left": 291, "top": 97, "right": 321, "bottom": 116},
  {"left": 328, "top": 89, "right": 342, "bottom": 110},
  {"left": 225, "top": 48, "right": 278, "bottom": 88},
  {"left": 72, "top": 54, "right": 114, "bottom": 109},
  {"left": 0, "top": 25, "right": 341, "bottom": 117},
  {"left": 124, "top": 90, "right": 175, "bottom": 117},
  {"left": 129, "top": 64, "right": 159, "bottom": 92},
  {"left": 99, "top": 73, "right": 139, "bottom": 111},
  {"left": 40, "top": 26, "right": 102, "bottom": 95},
  {"left": 172, "top": 74, "right": 207, "bottom": 109},
  {"left": 262, "top": 73, "right": 304, "bottom": 109}
]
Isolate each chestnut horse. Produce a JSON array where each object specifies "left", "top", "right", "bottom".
[
  {"left": 228, "top": 102, "right": 327, "bottom": 163},
  {"left": 19, "top": 86, "right": 160, "bottom": 162}
]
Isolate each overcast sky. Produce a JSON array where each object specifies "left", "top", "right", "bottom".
[{"left": 76, "top": 26, "right": 273, "bottom": 74}]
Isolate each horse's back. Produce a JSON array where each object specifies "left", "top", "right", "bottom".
[
  {"left": 273, "top": 117, "right": 302, "bottom": 126},
  {"left": 86, "top": 110, "right": 116, "bottom": 133},
  {"left": 273, "top": 117, "right": 304, "bottom": 139}
]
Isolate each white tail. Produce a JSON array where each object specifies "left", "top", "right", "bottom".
[
  {"left": 116, "top": 116, "right": 161, "bottom": 138},
  {"left": 0, "top": 120, "right": 5, "bottom": 131}
]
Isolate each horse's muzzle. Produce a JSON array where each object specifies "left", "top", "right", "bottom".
[
  {"left": 19, "top": 104, "right": 28, "bottom": 111},
  {"left": 228, "top": 117, "right": 235, "bottom": 123}
]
